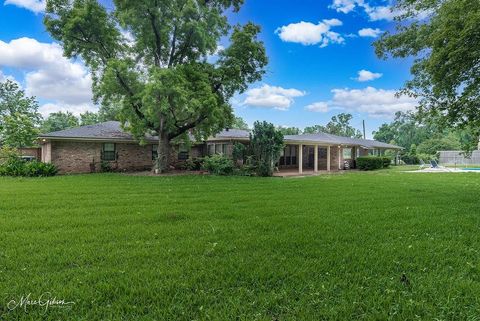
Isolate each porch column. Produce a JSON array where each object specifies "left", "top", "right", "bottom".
[
  {"left": 298, "top": 144, "right": 303, "bottom": 174},
  {"left": 327, "top": 146, "right": 331, "bottom": 171},
  {"left": 338, "top": 146, "right": 342, "bottom": 170},
  {"left": 314, "top": 144, "right": 318, "bottom": 172}
]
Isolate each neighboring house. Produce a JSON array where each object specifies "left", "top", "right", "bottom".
[{"left": 38, "top": 121, "right": 402, "bottom": 174}]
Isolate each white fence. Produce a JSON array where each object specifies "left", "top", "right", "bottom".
[{"left": 438, "top": 150, "right": 480, "bottom": 165}]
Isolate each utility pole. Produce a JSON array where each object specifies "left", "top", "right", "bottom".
[{"left": 362, "top": 120, "right": 366, "bottom": 139}]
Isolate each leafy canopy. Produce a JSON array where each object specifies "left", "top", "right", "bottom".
[
  {"left": 304, "top": 113, "right": 363, "bottom": 138},
  {"left": 374, "top": 0, "right": 480, "bottom": 138},
  {"left": 0, "top": 80, "right": 41, "bottom": 147},
  {"left": 44, "top": 0, "right": 268, "bottom": 171},
  {"left": 41, "top": 111, "right": 79, "bottom": 133}
]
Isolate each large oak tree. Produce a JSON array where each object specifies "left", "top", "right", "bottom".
[
  {"left": 44, "top": 0, "right": 267, "bottom": 171},
  {"left": 374, "top": 0, "right": 480, "bottom": 145}
]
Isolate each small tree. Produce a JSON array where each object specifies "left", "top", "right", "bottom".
[
  {"left": 250, "top": 121, "right": 284, "bottom": 177},
  {"left": 0, "top": 80, "right": 41, "bottom": 147}
]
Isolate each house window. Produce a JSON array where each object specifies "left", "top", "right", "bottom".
[
  {"left": 152, "top": 145, "right": 158, "bottom": 160},
  {"left": 343, "top": 147, "right": 352, "bottom": 159},
  {"left": 208, "top": 143, "right": 228, "bottom": 156},
  {"left": 102, "top": 143, "right": 116, "bottom": 161},
  {"left": 356, "top": 148, "right": 360, "bottom": 158},
  {"left": 178, "top": 144, "right": 189, "bottom": 160}
]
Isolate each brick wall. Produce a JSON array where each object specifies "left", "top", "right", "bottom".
[
  {"left": 18, "top": 147, "right": 41, "bottom": 160},
  {"left": 49, "top": 141, "right": 154, "bottom": 174}
]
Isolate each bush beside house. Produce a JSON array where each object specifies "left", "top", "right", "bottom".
[
  {"left": 0, "top": 147, "right": 57, "bottom": 177},
  {"left": 357, "top": 156, "right": 391, "bottom": 171}
]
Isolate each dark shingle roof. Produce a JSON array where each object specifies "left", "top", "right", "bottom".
[
  {"left": 39, "top": 121, "right": 157, "bottom": 141},
  {"left": 208, "top": 128, "right": 250, "bottom": 140}
]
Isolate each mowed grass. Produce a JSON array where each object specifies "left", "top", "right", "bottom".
[{"left": 1, "top": 169, "right": 480, "bottom": 320}]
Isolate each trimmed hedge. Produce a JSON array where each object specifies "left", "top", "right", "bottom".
[{"left": 357, "top": 156, "right": 391, "bottom": 171}]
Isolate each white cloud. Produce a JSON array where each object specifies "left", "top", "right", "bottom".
[
  {"left": 307, "top": 87, "right": 417, "bottom": 117},
  {"left": 330, "top": 0, "right": 396, "bottom": 21},
  {"left": 358, "top": 27, "right": 382, "bottom": 38},
  {"left": 244, "top": 84, "right": 306, "bottom": 111},
  {"left": 305, "top": 102, "right": 329, "bottom": 113},
  {"left": 275, "top": 19, "right": 344, "bottom": 47},
  {"left": 330, "top": 0, "right": 357, "bottom": 14},
  {"left": 4, "top": 0, "right": 45, "bottom": 13},
  {"left": 355, "top": 69, "right": 383, "bottom": 82},
  {"left": 0, "top": 37, "right": 94, "bottom": 115}
]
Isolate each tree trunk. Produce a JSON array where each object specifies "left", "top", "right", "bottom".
[{"left": 155, "top": 131, "right": 170, "bottom": 173}]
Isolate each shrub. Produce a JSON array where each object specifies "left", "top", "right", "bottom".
[
  {"left": 22, "top": 161, "right": 58, "bottom": 177},
  {"left": 381, "top": 157, "right": 392, "bottom": 168},
  {"left": 101, "top": 161, "right": 113, "bottom": 172},
  {"left": 202, "top": 154, "right": 234, "bottom": 175},
  {"left": 184, "top": 157, "right": 203, "bottom": 171},
  {"left": 357, "top": 156, "right": 384, "bottom": 171}
]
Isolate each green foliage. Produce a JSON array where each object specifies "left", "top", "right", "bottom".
[
  {"left": 0, "top": 148, "right": 57, "bottom": 177},
  {"left": 381, "top": 157, "right": 392, "bottom": 168},
  {"left": 44, "top": 0, "right": 268, "bottom": 172},
  {"left": 231, "top": 116, "right": 249, "bottom": 130},
  {"left": 21, "top": 161, "right": 58, "bottom": 177},
  {"left": 183, "top": 158, "right": 204, "bottom": 171},
  {"left": 250, "top": 121, "right": 284, "bottom": 177},
  {"left": 277, "top": 126, "right": 301, "bottom": 135},
  {"left": 357, "top": 156, "right": 390, "bottom": 171},
  {"left": 304, "top": 113, "right": 363, "bottom": 138},
  {"left": 80, "top": 111, "right": 100, "bottom": 125},
  {"left": 232, "top": 142, "right": 246, "bottom": 163},
  {"left": 100, "top": 161, "right": 113, "bottom": 172},
  {"left": 417, "top": 136, "right": 462, "bottom": 156},
  {"left": 41, "top": 111, "right": 79, "bottom": 133},
  {"left": 374, "top": 0, "right": 480, "bottom": 143},
  {"left": 0, "top": 80, "right": 41, "bottom": 147},
  {"left": 202, "top": 154, "right": 234, "bottom": 175}
]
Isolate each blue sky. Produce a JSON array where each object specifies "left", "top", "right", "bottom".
[{"left": 0, "top": 0, "right": 417, "bottom": 137}]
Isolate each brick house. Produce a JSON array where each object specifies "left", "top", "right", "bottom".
[{"left": 38, "top": 121, "right": 402, "bottom": 174}]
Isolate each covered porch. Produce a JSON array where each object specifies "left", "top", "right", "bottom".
[{"left": 278, "top": 144, "right": 337, "bottom": 174}]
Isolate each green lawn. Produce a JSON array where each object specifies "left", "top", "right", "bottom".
[{"left": 1, "top": 168, "right": 480, "bottom": 320}]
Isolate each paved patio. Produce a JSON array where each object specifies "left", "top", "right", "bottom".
[{"left": 273, "top": 169, "right": 347, "bottom": 177}]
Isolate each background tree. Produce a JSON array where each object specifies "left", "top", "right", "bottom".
[
  {"left": 41, "top": 111, "right": 79, "bottom": 133},
  {"left": 231, "top": 116, "right": 249, "bottom": 130},
  {"left": 45, "top": 0, "right": 268, "bottom": 172},
  {"left": 374, "top": 0, "right": 480, "bottom": 149},
  {"left": 304, "top": 113, "right": 362, "bottom": 138},
  {"left": 80, "top": 111, "right": 99, "bottom": 125},
  {"left": 277, "top": 126, "right": 301, "bottom": 135},
  {"left": 250, "top": 121, "right": 284, "bottom": 177},
  {"left": 373, "top": 112, "right": 434, "bottom": 151},
  {"left": 0, "top": 80, "right": 41, "bottom": 147}
]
